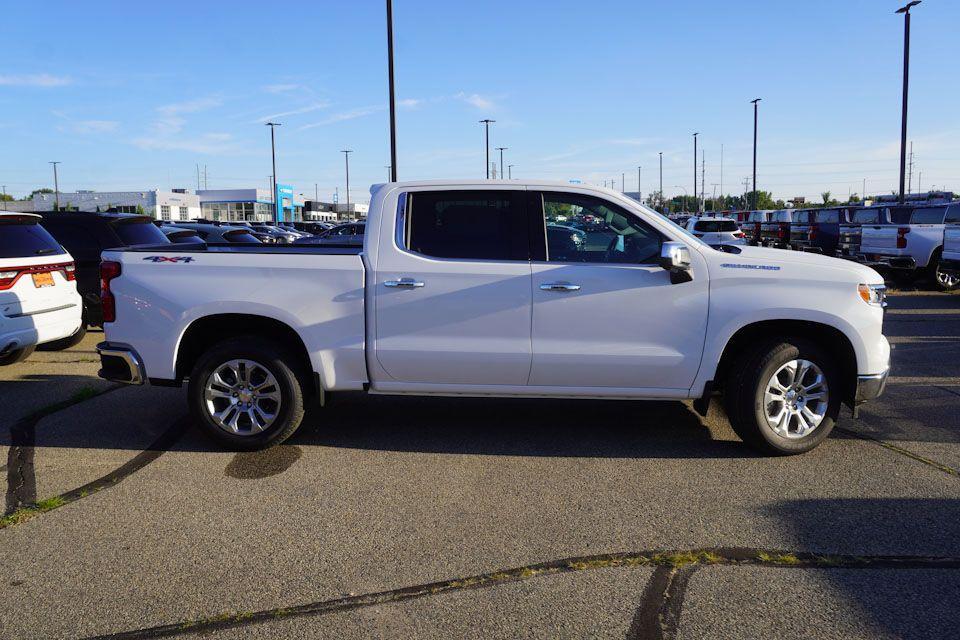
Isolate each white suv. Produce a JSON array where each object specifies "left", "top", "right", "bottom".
[
  {"left": 686, "top": 216, "right": 746, "bottom": 246},
  {"left": 0, "top": 213, "right": 83, "bottom": 365}
]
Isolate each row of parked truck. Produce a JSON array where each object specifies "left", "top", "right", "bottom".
[{"left": 718, "top": 200, "right": 960, "bottom": 290}]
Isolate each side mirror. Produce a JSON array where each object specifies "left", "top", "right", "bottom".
[{"left": 660, "top": 241, "right": 693, "bottom": 284}]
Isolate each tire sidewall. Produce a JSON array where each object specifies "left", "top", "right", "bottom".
[
  {"left": 749, "top": 341, "right": 841, "bottom": 455},
  {"left": 188, "top": 339, "right": 305, "bottom": 450}
]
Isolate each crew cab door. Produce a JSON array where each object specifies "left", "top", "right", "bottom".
[
  {"left": 373, "top": 188, "right": 533, "bottom": 386},
  {"left": 528, "top": 191, "right": 709, "bottom": 391}
]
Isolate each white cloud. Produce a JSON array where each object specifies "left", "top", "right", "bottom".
[
  {"left": 398, "top": 98, "right": 422, "bottom": 108},
  {"left": 263, "top": 83, "right": 302, "bottom": 94},
  {"left": 254, "top": 101, "right": 331, "bottom": 123},
  {"left": 455, "top": 92, "right": 496, "bottom": 110},
  {"left": 133, "top": 132, "right": 236, "bottom": 154},
  {"left": 157, "top": 97, "right": 222, "bottom": 116},
  {"left": 71, "top": 120, "right": 119, "bottom": 134},
  {"left": 300, "top": 105, "right": 384, "bottom": 130},
  {"left": 0, "top": 73, "right": 72, "bottom": 87}
]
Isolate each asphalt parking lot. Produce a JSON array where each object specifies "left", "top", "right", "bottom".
[{"left": 1, "top": 288, "right": 959, "bottom": 640}]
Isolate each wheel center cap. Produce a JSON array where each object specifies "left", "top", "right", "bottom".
[{"left": 238, "top": 389, "right": 253, "bottom": 404}]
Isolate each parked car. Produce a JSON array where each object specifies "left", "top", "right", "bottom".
[
  {"left": 1, "top": 213, "right": 83, "bottom": 362},
  {"left": 38, "top": 212, "right": 169, "bottom": 328},
  {"left": 860, "top": 203, "right": 959, "bottom": 290},
  {"left": 294, "top": 222, "right": 365, "bottom": 246},
  {"left": 758, "top": 209, "right": 797, "bottom": 249},
  {"left": 172, "top": 222, "right": 263, "bottom": 244},
  {"left": 248, "top": 223, "right": 299, "bottom": 244},
  {"left": 940, "top": 208, "right": 960, "bottom": 283},
  {"left": 739, "top": 210, "right": 771, "bottom": 246},
  {"left": 294, "top": 221, "right": 333, "bottom": 234},
  {"left": 159, "top": 225, "right": 205, "bottom": 244},
  {"left": 790, "top": 207, "right": 854, "bottom": 255},
  {"left": 685, "top": 216, "right": 746, "bottom": 246},
  {"left": 275, "top": 223, "right": 311, "bottom": 238},
  {"left": 97, "top": 180, "right": 889, "bottom": 456},
  {"left": 545, "top": 223, "right": 587, "bottom": 260},
  {"left": 835, "top": 206, "right": 909, "bottom": 261}
]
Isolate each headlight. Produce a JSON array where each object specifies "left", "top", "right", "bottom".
[{"left": 858, "top": 283, "right": 887, "bottom": 307}]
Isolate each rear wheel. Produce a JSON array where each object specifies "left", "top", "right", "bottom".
[
  {"left": 724, "top": 339, "right": 840, "bottom": 455},
  {"left": 930, "top": 253, "right": 960, "bottom": 291},
  {"left": 187, "top": 337, "right": 306, "bottom": 450},
  {"left": 0, "top": 344, "right": 35, "bottom": 366}
]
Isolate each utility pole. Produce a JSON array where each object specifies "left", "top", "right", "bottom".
[
  {"left": 637, "top": 166, "right": 642, "bottom": 203},
  {"left": 896, "top": 1, "right": 920, "bottom": 204},
  {"left": 720, "top": 143, "right": 724, "bottom": 202},
  {"left": 659, "top": 152, "right": 663, "bottom": 212},
  {"left": 315, "top": 183, "right": 319, "bottom": 202},
  {"left": 751, "top": 98, "right": 761, "bottom": 210},
  {"left": 508, "top": 164, "right": 514, "bottom": 179},
  {"left": 743, "top": 177, "right": 750, "bottom": 209},
  {"left": 386, "top": 0, "right": 398, "bottom": 181},
  {"left": 918, "top": 171, "right": 922, "bottom": 194},
  {"left": 622, "top": 172, "right": 625, "bottom": 193},
  {"left": 196, "top": 164, "right": 201, "bottom": 191},
  {"left": 203, "top": 165, "right": 208, "bottom": 190},
  {"left": 907, "top": 141, "right": 914, "bottom": 195},
  {"left": 265, "top": 122, "right": 281, "bottom": 223},
  {"left": 341, "top": 149, "right": 353, "bottom": 210},
  {"left": 479, "top": 119, "right": 495, "bottom": 178},
  {"left": 692, "top": 133, "right": 698, "bottom": 210},
  {"left": 49, "top": 161, "right": 61, "bottom": 211},
  {"left": 701, "top": 153, "right": 706, "bottom": 213},
  {"left": 863, "top": 178, "right": 867, "bottom": 201},
  {"left": 385, "top": 166, "right": 392, "bottom": 182},
  {"left": 496, "top": 147, "right": 507, "bottom": 180},
  {"left": 1, "top": 185, "right": 6, "bottom": 211}
]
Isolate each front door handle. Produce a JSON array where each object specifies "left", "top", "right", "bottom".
[
  {"left": 539, "top": 282, "right": 581, "bottom": 292},
  {"left": 385, "top": 278, "right": 425, "bottom": 288}
]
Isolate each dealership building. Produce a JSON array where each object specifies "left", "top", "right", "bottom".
[
  {"left": 30, "top": 189, "right": 201, "bottom": 220},
  {"left": 197, "top": 184, "right": 304, "bottom": 222}
]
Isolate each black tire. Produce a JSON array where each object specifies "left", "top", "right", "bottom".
[
  {"left": 187, "top": 336, "right": 306, "bottom": 450},
  {"left": 0, "top": 344, "right": 36, "bottom": 366},
  {"left": 929, "top": 252, "right": 960, "bottom": 292},
  {"left": 723, "top": 339, "right": 841, "bottom": 456},
  {"left": 37, "top": 322, "right": 87, "bottom": 351}
]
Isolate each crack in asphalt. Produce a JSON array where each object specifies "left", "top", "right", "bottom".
[
  {"left": 5, "top": 385, "right": 125, "bottom": 514},
  {"left": 835, "top": 426, "right": 960, "bottom": 479},
  {"left": 78, "top": 548, "right": 960, "bottom": 640}
]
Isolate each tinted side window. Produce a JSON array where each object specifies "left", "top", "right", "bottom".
[
  {"left": 114, "top": 220, "right": 169, "bottom": 245},
  {"left": 539, "top": 192, "right": 662, "bottom": 264},
  {"left": 910, "top": 206, "right": 947, "bottom": 224},
  {"left": 40, "top": 220, "right": 102, "bottom": 260},
  {"left": 815, "top": 210, "right": 840, "bottom": 223},
  {"left": 943, "top": 205, "right": 960, "bottom": 224},
  {"left": 405, "top": 190, "right": 527, "bottom": 260},
  {"left": 0, "top": 220, "right": 65, "bottom": 259},
  {"left": 224, "top": 231, "right": 260, "bottom": 243},
  {"left": 853, "top": 210, "right": 881, "bottom": 224}
]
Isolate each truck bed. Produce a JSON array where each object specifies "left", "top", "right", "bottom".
[{"left": 114, "top": 242, "right": 362, "bottom": 255}]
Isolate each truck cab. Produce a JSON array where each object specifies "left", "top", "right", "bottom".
[
  {"left": 791, "top": 207, "right": 853, "bottom": 255},
  {"left": 860, "top": 203, "right": 958, "bottom": 289},
  {"left": 759, "top": 209, "right": 797, "bottom": 249}
]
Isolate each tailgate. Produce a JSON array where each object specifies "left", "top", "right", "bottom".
[{"left": 860, "top": 225, "right": 898, "bottom": 250}]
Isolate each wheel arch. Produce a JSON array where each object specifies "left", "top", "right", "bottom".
[
  {"left": 713, "top": 319, "right": 858, "bottom": 403},
  {"left": 175, "top": 313, "right": 318, "bottom": 397}
]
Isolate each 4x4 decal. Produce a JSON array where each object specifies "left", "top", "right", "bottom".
[{"left": 143, "top": 256, "right": 195, "bottom": 263}]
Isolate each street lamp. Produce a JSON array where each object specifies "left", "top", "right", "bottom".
[
  {"left": 49, "top": 162, "right": 61, "bottom": 211},
  {"left": 479, "top": 120, "right": 495, "bottom": 178},
  {"left": 508, "top": 164, "right": 514, "bottom": 180},
  {"left": 341, "top": 150, "right": 353, "bottom": 210},
  {"left": 496, "top": 147, "right": 507, "bottom": 180},
  {"left": 896, "top": 1, "right": 921, "bottom": 204},
  {"left": 751, "top": 98, "right": 761, "bottom": 210},
  {"left": 265, "top": 122, "right": 281, "bottom": 223},
  {"left": 386, "top": 0, "right": 398, "bottom": 181},
  {"left": 692, "top": 133, "right": 698, "bottom": 211}
]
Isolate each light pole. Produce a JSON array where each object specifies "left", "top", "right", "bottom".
[
  {"left": 659, "top": 152, "right": 663, "bottom": 212},
  {"left": 265, "top": 122, "right": 281, "bottom": 222},
  {"left": 479, "top": 119, "right": 495, "bottom": 178},
  {"left": 496, "top": 147, "right": 507, "bottom": 180},
  {"left": 1, "top": 185, "right": 6, "bottom": 211},
  {"left": 385, "top": 166, "right": 392, "bottom": 182},
  {"left": 341, "top": 150, "right": 353, "bottom": 210},
  {"left": 674, "top": 185, "right": 689, "bottom": 213},
  {"left": 692, "top": 133, "right": 698, "bottom": 211},
  {"left": 508, "top": 164, "right": 514, "bottom": 180},
  {"left": 637, "top": 166, "right": 642, "bottom": 203},
  {"left": 49, "top": 161, "right": 61, "bottom": 211},
  {"left": 896, "top": 1, "right": 920, "bottom": 203},
  {"left": 751, "top": 98, "right": 761, "bottom": 210},
  {"left": 386, "top": 0, "right": 398, "bottom": 181}
]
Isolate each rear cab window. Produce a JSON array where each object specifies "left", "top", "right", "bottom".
[
  {"left": 113, "top": 218, "right": 170, "bottom": 246},
  {"left": 403, "top": 190, "right": 528, "bottom": 260},
  {"left": 945, "top": 204, "right": 960, "bottom": 225},
  {"left": 853, "top": 209, "right": 883, "bottom": 224},
  {"left": 223, "top": 230, "right": 261, "bottom": 243},
  {"left": 0, "top": 216, "right": 66, "bottom": 259},
  {"left": 814, "top": 209, "right": 840, "bottom": 223},
  {"left": 910, "top": 206, "right": 947, "bottom": 225},
  {"left": 694, "top": 220, "right": 738, "bottom": 233},
  {"left": 790, "top": 211, "right": 810, "bottom": 223}
]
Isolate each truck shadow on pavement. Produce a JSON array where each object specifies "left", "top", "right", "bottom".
[{"left": 291, "top": 394, "right": 752, "bottom": 459}]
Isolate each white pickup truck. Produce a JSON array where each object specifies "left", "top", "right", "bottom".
[
  {"left": 96, "top": 181, "right": 890, "bottom": 455},
  {"left": 860, "top": 202, "right": 960, "bottom": 290}
]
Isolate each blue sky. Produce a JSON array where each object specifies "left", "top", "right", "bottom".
[{"left": 2, "top": 0, "right": 958, "bottom": 203}]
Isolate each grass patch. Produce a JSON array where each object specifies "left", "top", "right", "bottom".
[
  {"left": 652, "top": 551, "right": 722, "bottom": 567},
  {"left": 0, "top": 496, "right": 67, "bottom": 529},
  {"left": 757, "top": 552, "right": 802, "bottom": 565}
]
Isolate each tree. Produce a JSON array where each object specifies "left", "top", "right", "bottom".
[
  {"left": 744, "top": 190, "right": 777, "bottom": 210},
  {"left": 0, "top": 193, "right": 12, "bottom": 202},
  {"left": 135, "top": 204, "right": 145, "bottom": 215},
  {"left": 22, "top": 188, "right": 53, "bottom": 201},
  {"left": 821, "top": 191, "right": 832, "bottom": 205}
]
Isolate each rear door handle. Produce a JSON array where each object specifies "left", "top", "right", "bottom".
[
  {"left": 539, "top": 282, "right": 581, "bottom": 292},
  {"left": 384, "top": 278, "right": 425, "bottom": 288}
]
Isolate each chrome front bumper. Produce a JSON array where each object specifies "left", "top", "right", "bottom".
[
  {"left": 855, "top": 367, "right": 889, "bottom": 404},
  {"left": 96, "top": 342, "right": 145, "bottom": 385}
]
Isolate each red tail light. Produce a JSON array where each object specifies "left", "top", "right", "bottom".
[
  {"left": 0, "top": 262, "right": 75, "bottom": 290},
  {"left": 100, "top": 260, "right": 122, "bottom": 323},
  {"left": 777, "top": 222, "right": 789, "bottom": 240},
  {"left": 809, "top": 223, "right": 820, "bottom": 241},
  {"left": 734, "top": 231, "right": 745, "bottom": 238},
  {"left": 896, "top": 226, "right": 910, "bottom": 249}
]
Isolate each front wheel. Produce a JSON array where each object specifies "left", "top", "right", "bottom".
[
  {"left": 187, "top": 337, "right": 306, "bottom": 450},
  {"left": 931, "top": 255, "right": 960, "bottom": 291},
  {"left": 724, "top": 340, "right": 841, "bottom": 455},
  {"left": 0, "top": 344, "right": 35, "bottom": 366}
]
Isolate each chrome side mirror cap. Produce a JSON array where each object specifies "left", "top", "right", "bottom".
[{"left": 660, "top": 242, "right": 693, "bottom": 283}]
